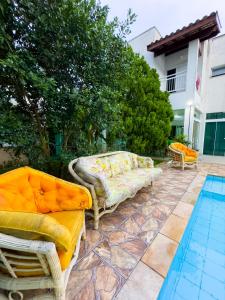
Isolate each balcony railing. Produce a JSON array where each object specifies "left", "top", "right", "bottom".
[{"left": 160, "top": 71, "right": 187, "bottom": 93}]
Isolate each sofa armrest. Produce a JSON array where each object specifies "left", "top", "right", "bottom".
[
  {"left": 137, "top": 156, "right": 154, "bottom": 168},
  {"left": 69, "top": 159, "right": 110, "bottom": 201}
]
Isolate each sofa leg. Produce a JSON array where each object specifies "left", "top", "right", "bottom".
[
  {"left": 55, "top": 287, "right": 65, "bottom": 300},
  {"left": 93, "top": 202, "right": 100, "bottom": 230},
  {"left": 9, "top": 291, "right": 23, "bottom": 300},
  {"left": 94, "top": 218, "right": 99, "bottom": 230}
]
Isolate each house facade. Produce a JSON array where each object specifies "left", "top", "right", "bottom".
[{"left": 129, "top": 12, "right": 225, "bottom": 156}]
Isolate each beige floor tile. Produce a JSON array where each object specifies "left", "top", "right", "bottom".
[
  {"left": 141, "top": 234, "right": 178, "bottom": 277},
  {"left": 181, "top": 191, "right": 198, "bottom": 205},
  {"left": 160, "top": 214, "right": 188, "bottom": 242},
  {"left": 116, "top": 261, "right": 163, "bottom": 300},
  {"left": 173, "top": 201, "right": 193, "bottom": 219}
]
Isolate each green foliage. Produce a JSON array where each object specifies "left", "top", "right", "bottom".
[
  {"left": 0, "top": 0, "right": 173, "bottom": 176},
  {"left": 0, "top": 0, "right": 136, "bottom": 175},
  {"left": 173, "top": 134, "right": 189, "bottom": 146},
  {"left": 116, "top": 50, "right": 174, "bottom": 155}
]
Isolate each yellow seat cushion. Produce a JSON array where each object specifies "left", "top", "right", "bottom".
[
  {"left": 47, "top": 210, "right": 84, "bottom": 270},
  {"left": 184, "top": 156, "right": 197, "bottom": 162},
  {"left": 0, "top": 211, "right": 71, "bottom": 251},
  {"left": 0, "top": 167, "right": 92, "bottom": 213}
]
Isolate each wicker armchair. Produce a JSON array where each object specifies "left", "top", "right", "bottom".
[
  {"left": 0, "top": 228, "right": 84, "bottom": 300},
  {"left": 0, "top": 167, "right": 92, "bottom": 300},
  {"left": 168, "top": 142, "right": 198, "bottom": 170}
]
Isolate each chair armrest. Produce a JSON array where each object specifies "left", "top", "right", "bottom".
[
  {"left": 68, "top": 159, "right": 110, "bottom": 200},
  {"left": 169, "top": 146, "right": 184, "bottom": 161},
  {"left": 137, "top": 156, "right": 154, "bottom": 168},
  {"left": 55, "top": 177, "right": 92, "bottom": 210}
]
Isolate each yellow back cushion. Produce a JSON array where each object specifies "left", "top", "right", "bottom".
[
  {"left": 171, "top": 143, "right": 196, "bottom": 157},
  {"left": 0, "top": 167, "right": 92, "bottom": 213},
  {"left": 0, "top": 211, "right": 71, "bottom": 251},
  {"left": 171, "top": 143, "right": 187, "bottom": 154},
  {"left": 0, "top": 168, "right": 37, "bottom": 212}
]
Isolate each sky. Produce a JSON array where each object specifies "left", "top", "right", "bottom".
[{"left": 100, "top": 0, "right": 225, "bottom": 40}]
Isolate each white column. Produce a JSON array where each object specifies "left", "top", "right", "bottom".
[
  {"left": 184, "top": 105, "right": 194, "bottom": 145},
  {"left": 199, "top": 40, "right": 209, "bottom": 98},
  {"left": 186, "top": 39, "right": 199, "bottom": 99},
  {"left": 183, "top": 39, "right": 200, "bottom": 145},
  {"left": 198, "top": 113, "right": 206, "bottom": 154}
]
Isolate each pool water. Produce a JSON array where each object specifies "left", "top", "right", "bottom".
[{"left": 158, "top": 175, "right": 225, "bottom": 300}]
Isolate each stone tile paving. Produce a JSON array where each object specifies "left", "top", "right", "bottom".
[
  {"left": 2, "top": 162, "right": 225, "bottom": 300},
  {"left": 66, "top": 163, "right": 199, "bottom": 300}
]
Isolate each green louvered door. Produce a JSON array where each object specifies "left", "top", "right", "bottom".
[
  {"left": 214, "top": 122, "right": 225, "bottom": 156},
  {"left": 203, "top": 122, "right": 225, "bottom": 156}
]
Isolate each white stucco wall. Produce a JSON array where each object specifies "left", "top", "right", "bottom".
[
  {"left": 129, "top": 27, "right": 162, "bottom": 70},
  {"left": 204, "top": 34, "right": 225, "bottom": 113},
  {"left": 164, "top": 48, "right": 188, "bottom": 73}
]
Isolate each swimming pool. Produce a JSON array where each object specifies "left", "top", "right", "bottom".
[{"left": 158, "top": 175, "right": 225, "bottom": 300}]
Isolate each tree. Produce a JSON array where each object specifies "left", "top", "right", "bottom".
[
  {"left": 0, "top": 0, "right": 135, "bottom": 173},
  {"left": 118, "top": 49, "right": 174, "bottom": 155}
]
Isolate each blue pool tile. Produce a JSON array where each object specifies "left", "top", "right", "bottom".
[
  {"left": 206, "top": 248, "right": 225, "bottom": 266},
  {"left": 209, "top": 230, "right": 225, "bottom": 244},
  {"left": 191, "top": 230, "right": 208, "bottom": 244},
  {"left": 204, "top": 260, "right": 225, "bottom": 283},
  {"left": 201, "top": 273, "right": 225, "bottom": 299},
  {"left": 199, "top": 289, "right": 218, "bottom": 300},
  {"left": 175, "top": 277, "right": 199, "bottom": 300},
  {"left": 207, "top": 238, "right": 225, "bottom": 254},
  {"left": 210, "top": 222, "right": 225, "bottom": 234},
  {"left": 189, "top": 240, "right": 207, "bottom": 257},
  {"left": 158, "top": 175, "right": 225, "bottom": 300},
  {"left": 168, "top": 293, "right": 185, "bottom": 300},
  {"left": 181, "top": 261, "right": 202, "bottom": 286},
  {"left": 185, "top": 249, "right": 205, "bottom": 270}
]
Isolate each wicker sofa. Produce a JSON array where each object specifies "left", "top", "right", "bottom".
[
  {"left": 68, "top": 151, "right": 162, "bottom": 229},
  {"left": 0, "top": 167, "right": 92, "bottom": 300},
  {"left": 168, "top": 142, "right": 199, "bottom": 170}
]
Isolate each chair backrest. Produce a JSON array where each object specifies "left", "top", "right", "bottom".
[
  {"left": 75, "top": 151, "right": 138, "bottom": 178},
  {"left": 0, "top": 166, "right": 91, "bottom": 214},
  {"left": 168, "top": 144, "right": 185, "bottom": 162}
]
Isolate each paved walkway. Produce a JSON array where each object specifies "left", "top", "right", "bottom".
[
  {"left": 200, "top": 155, "right": 225, "bottom": 165},
  {"left": 2, "top": 162, "right": 225, "bottom": 300},
  {"left": 65, "top": 162, "right": 225, "bottom": 300}
]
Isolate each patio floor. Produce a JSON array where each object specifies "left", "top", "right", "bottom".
[{"left": 2, "top": 162, "right": 225, "bottom": 300}]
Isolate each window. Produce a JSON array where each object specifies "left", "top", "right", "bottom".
[
  {"left": 166, "top": 68, "right": 176, "bottom": 92},
  {"left": 211, "top": 66, "right": 225, "bottom": 77},
  {"left": 206, "top": 112, "right": 225, "bottom": 120}
]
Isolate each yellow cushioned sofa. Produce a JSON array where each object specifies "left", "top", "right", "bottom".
[
  {"left": 0, "top": 166, "right": 92, "bottom": 300},
  {"left": 69, "top": 151, "right": 162, "bottom": 229},
  {"left": 169, "top": 142, "right": 199, "bottom": 170}
]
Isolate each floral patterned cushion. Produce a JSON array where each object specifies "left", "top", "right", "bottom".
[
  {"left": 137, "top": 156, "right": 154, "bottom": 168},
  {"left": 105, "top": 167, "right": 162, "bottom": 207},
  {"left": 76, "top": 157, "right": 111, "bottom": 199},
  {"left": 75, "top": 152, "right": 161, "bottom": 208}
]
